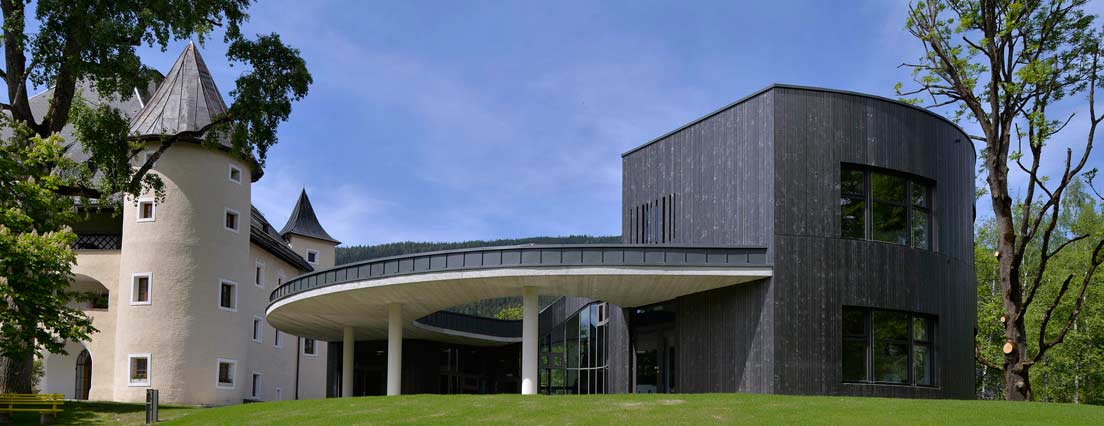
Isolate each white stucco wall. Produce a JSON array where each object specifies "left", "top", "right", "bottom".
[
  {"left": 40, "top": 143, "right": 335, "bottom": 405},
  {"left": 113, "top": 143, "right": 252, "bottom": 405},
  {"left": 246, "top": 245, "right": 326, "bottom": 401},
  {"left": 67, "top": 249, "right": 119, "bottom": 399}
]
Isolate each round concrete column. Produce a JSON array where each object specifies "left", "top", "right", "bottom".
[
  {"left": 387, "top": 303, "right": 403, "bottom": 396},
  {"left": 342, "top": 326, "right": 354, "bottom": 397},
  {"left": 521, "top": 286, "right": 538, "bottom": 395}
]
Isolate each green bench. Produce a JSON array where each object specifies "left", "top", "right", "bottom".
[{"left": 0, "top": 393, "right": 64, "bottom": 425}]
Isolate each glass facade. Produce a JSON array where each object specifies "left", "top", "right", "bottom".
[{"left": 539, "top": 302, "right": 609, "bottom": 394}]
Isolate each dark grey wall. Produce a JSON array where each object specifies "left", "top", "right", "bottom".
[
  {"left": 770, "top": 87, "right": 974, "bottom": 398},
  {"left": 620, "top": 85, "right": 975, "bottom": 399},
  {"left": 622, "top": 89, "right": 775, "bottom": 258},
  {"left": 675, "top": 279, "right": 773, "bottom": 393}
]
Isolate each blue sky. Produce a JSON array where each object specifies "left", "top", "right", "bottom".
[{"left": 122, "top": 1, "right": 1102, "bottom": 245}]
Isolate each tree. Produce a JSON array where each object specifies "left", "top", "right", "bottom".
[
  {"left": 899, "top": 0, "right": 1104, "bottom": 400},
  {"left": 495, "top": 306, "right": 524, "bottom": 321},
  {"left": 975, "top": 181, "right": 1104, "bottom": 403},
  {"left": 0, "top": 1, "right": 311, "bottom": 392}
]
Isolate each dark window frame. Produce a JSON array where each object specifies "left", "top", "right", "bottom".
[
  {"left": 840, "top": 164, "right": 934, "bottom": 250},
  {"left": 841, "top": 306, "right": 937, "bottom": 388}
]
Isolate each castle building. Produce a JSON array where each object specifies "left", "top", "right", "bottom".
[{"left": 38, "top": 43, "right": 337, "bottom": 406}]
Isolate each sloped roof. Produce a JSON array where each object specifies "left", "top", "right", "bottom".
[
  {"left": 128, "top": 41, "right": 229, "bottom": 145},
  {"left": 280, "top": 189, "right": 340, "bottom": 244},
  {"left": 252, "top": 206, "right": 314, "bottom": 272},
  {"left": 0, "top": 78, "right": 156, "bottom": 164}
]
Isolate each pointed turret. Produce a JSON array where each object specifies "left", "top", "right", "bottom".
[
  {"left": 280, "top": 189, "right": 340, "bottom": 244},
  {"left": 128, "top": 41, "right": 229, "bottom": 145}
]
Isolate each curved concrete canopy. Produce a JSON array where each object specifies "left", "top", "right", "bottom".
[{"left": 266, "top": 245, "right": 771, "bottom": 342}]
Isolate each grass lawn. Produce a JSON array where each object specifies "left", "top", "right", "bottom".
[
  {"left": 7, "top": 401, "right": 196, "bottom": 425},
  {"left": 151, "top": 393, "right": 1104, "bottom": 426}
]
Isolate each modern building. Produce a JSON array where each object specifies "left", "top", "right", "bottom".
[
  {"left": 266, "top": 85, "right": 975, "bottom": 399},
  {"left": 36, "top": 44, "right": 336, "bottom": 406}
]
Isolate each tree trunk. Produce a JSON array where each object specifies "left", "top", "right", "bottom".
[
  {"left": 0, "top": 354, "right": 34, "bottom": 393},
  {"left": 1004, "top": 364, "right": 1032, "bottom": 401}
]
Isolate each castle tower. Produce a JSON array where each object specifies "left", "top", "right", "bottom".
[
  {"left": 280, "top": 190, "right": 339, "bottom": 269},
  {"left": 114, "top": 42, "right": 256, "bottom": 405}
]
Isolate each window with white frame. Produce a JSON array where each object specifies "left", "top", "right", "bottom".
[
  {"left": 252, "top": 316, "right": 264, "bottom": 343},
  {"left": 128, "top": 354, "right": 150, "bottom": 387},
  {"left": 302, "top": 338, "right": 317, "bottom": 356},
  {"left": 216, "top": 358, "right": 237, "bottom": 389},
  {"left": 274, "top": 330, "right": 282, "bottom": 348},
  {"left": 229, "top": 164, "right": 243, "bottom": 184},
  {"left": 218, "top": 279, "right": 237, "bottom": 311},
  {"left": 255, "top": 261, "right": 264, "bottom": 287},
  {"left": 131, "top": 273, "right": 152, "bottom": 305},
  {"left": 250, "top": 372, "right": 262, "bottom": 399},
  {"left": 136, "top": 199, "right": 155, "bottom": 222},
  {"left": 277, "top": 272, "right": 285, "bottom": 287},
  {"left": 306, "top": 250, "right": 319, "bottom": 265},
  {"left": 224, "top": 208, "right": 240, "bottom": 233}
]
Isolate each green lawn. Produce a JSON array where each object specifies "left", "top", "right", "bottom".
[
  {"left": 148, "top": 393, "right": 1104, "bottom": 426},
  {"left": 8, "top": 401, "right": 196, "bottom": 425}
]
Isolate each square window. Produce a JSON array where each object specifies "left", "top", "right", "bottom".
[
  {"left": 137, "top": 199, "right": 155, "bottom": 222},
  {"left": 218, "top": 280, "right": 237, "bottom": 311},
  {"left": 131, "top": 273, "right": 152, "bottom": 305},
  {"left": 306, "top": 250, "right": 319, "bottom": 264},
  {"left": 252, "top": 317, "right": 264, "bottom": 343},
  {"left": 229, "top": 164, "right": 243, "bottom": 184},
  {"left": 224, "top": 209, "right": 240, "bottom": 232},
  {"left": 303, "top": 338, "right": 317, "bottom": 356},
  {"left": 216, "top": 359, "right": 237, "bottom": 389},
  {"left": 128, "top": 354, "right": 150, "bottom": 387}
]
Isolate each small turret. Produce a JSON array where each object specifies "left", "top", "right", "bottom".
[{"left": 281, "top": 189, "right": 339, "bottom": 268}]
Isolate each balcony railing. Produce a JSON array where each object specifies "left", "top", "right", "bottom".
[
  {"left": 269, "top": 244, "right": 769, "bottom": 305},
  {"left": 72, "top": 234, "right": 122, "bottom": 250}
]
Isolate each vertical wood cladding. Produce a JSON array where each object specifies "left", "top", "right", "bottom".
[
  {"left": 622, "top": 90, "right": 775, "bottom": 256},
  {"left": 621, "top": 85, "right": 975, "bottom": 399}
]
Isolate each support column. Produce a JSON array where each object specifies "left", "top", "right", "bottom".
[
  {"left": 521, "top": 286, "right": 539, "bottom": 395},
  {"left": 342, "top": 326, "right": 354, "bottom": 397},
  {"left": 387, "top": 303, "right": 403, "bottom": 396}
]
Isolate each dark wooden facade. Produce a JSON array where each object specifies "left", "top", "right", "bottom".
[{"left": 621, "top": 85, "right": 975, "bottom": 399}]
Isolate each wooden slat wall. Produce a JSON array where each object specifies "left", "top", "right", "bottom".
[
  {"left": 676, "top": 279, "right": 774, "bottom": 393},
  {"left": 770, "top": 88, "right": 975, "bottom": 399},
  {"left": 622, "top": 90, "right": 776, "bottom": 256},
  {"left": 621, "top": 90, "right": 778, "bottom": 395},
  {"left": 620, "top": 86, "right": 975, "bottom": 399}
]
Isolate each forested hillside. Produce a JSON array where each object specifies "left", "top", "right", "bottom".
[
  {"left": 336, "top": 235, "right": 620, "bottom": 318},
  {"left": 336, "top": 235, "right": 621, "bottom": 264}
]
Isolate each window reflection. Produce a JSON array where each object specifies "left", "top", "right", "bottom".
[
  {"left": 539, "top": 302, "right": 609, "bottom": 395},
  {"left": 840, "top": 165, "right": 933, "bottom": 250},
  {"left": 841, "top": 306, "right": 936, "bottom": 387}
]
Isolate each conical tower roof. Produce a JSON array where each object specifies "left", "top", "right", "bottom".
[
  {"left": 129, "top": 41, "right": 229, "bottom": 145},
  {"left": 280, "top": 189, "right": 340, "bottom": 244}
]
